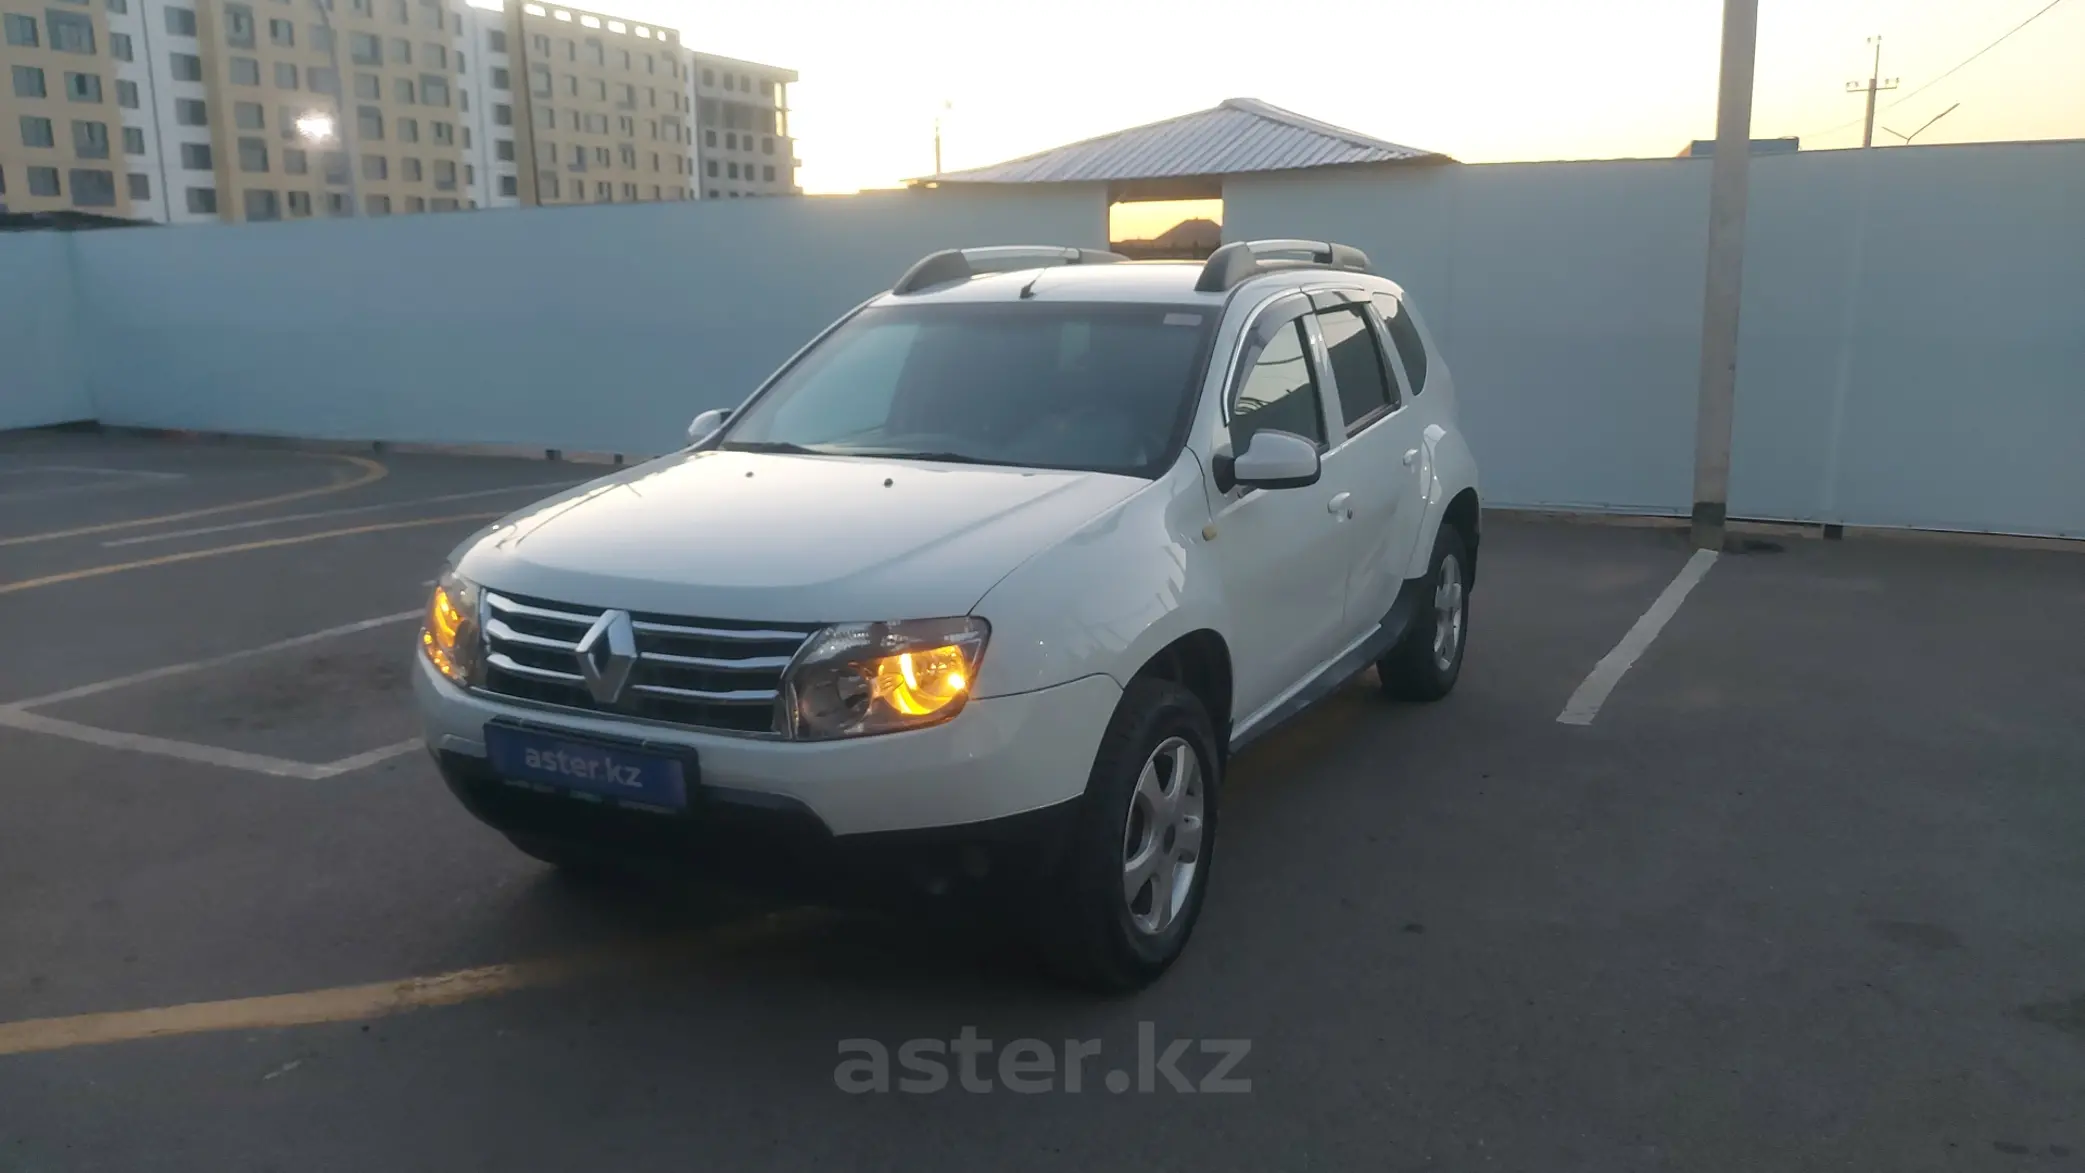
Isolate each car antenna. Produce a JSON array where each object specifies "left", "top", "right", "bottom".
[{"left": 1018, "top": 268, "right": 1046, "bottom": 299}]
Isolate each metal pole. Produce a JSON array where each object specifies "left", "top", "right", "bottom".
[
  {"left": 1860, "top": 39, "right": 1881, "bottom": 148},
  {"left": 313, "top": 0, "right": 362, "bottom": 215},
  {"left": 1688, "top": 0, "right": 1760, "bottom": 551}
]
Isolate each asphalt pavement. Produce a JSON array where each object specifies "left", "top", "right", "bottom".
[{"left": 1, "top": 431, "right": 2080, "bottom": 1172}]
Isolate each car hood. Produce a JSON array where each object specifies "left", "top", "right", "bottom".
[{"left": 453, "top": 449, "right": 1149, "bottom": 622}]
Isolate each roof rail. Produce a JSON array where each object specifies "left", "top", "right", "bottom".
[
  {"left": 1194, "top": 238, "right": 1372, "bottom": 293},
  {"left": 891, "top": 245, "right": 1127, "bottom": 295}
]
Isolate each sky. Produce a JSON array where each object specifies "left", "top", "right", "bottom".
[{"left": 588, "top": 0, "right": 2080, "bottom": 225}]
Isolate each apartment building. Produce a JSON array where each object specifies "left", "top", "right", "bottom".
[
  {"left": 4, "top": 0, "right": 796, "bottom": 221},
  {"left": 690, "top": 51, "right": 795, "bottom": 199}
]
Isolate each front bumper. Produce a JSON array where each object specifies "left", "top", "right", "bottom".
[{"left": 412, "top": 652, "right": 1120, "bottom": 841}]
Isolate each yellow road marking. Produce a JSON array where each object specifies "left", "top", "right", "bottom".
[
  {"left": 0, "top": 511, "right": 503, "bottom": 596},
  {"left": 0, "top": 454, "right": 388, "bottom": 547},
  {"left": 0, "top": 910, "right": 822, "bottom": 1057}
]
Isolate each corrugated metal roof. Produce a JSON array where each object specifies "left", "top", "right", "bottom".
[{"left": 922, "top": 98, "right": 1447, "bottom": 185}]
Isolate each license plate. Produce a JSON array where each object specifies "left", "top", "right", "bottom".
[{"left": 483, "top": 725, "right": 690, "bottom": 811}]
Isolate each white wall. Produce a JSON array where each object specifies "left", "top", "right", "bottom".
[
  {"left": 1225, "top": 142, "right": 2085, "bottom": 537},
  {"left": 0, "top": 235, "right": 91, "bottom": 430},
  {"left": 72, "top": 185, "right": 1109, "bottom": 454}
]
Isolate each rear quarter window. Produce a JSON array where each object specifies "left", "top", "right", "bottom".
[{"left": 1371, "top": 292, "right": 1428, "bottom": 394}]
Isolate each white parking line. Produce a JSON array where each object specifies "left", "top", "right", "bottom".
[
  {"left": 99, "top": 481, "right": 576, "bottom": 547},
  {"left": 0, "top": 610, "right": 426, "bottom": 779},
  {"left": 1556, "top": 548, "right": 1719, "bottom": 726}
]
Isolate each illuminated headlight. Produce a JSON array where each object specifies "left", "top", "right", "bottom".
[
  {"left": 783, "top": 617, "right": 989, "bottom": 739},
  {"left": 421, "top": 571, "right": 482, "bottom": 685}
]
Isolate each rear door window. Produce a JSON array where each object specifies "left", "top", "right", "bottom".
[{"left": 1316, "top": 305, "right": 1398, "bottom": 434}]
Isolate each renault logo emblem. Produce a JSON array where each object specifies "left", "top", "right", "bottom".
[{"left": 573, "top": 609, "right": 637, "bottom": 704}]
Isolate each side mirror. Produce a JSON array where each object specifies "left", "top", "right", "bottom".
[
  {"left": 686, "top": 408, "right": 730, "bottom": 447},
  {"left": 1229, "top": 429, "right": 1321, "bottom": 490}
]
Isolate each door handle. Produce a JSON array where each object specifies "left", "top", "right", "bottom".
[
  {"left": 1402, "top": 449, "right": 1418, "bottom": 467},
  {"left": 1327, "top": 492, "right": 1352, "bottom": 517}
]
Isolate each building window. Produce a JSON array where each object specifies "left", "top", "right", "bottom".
[
  {"left": 357, "top": 105, "right": 382, "bottom": 139},
  {"left": 269, "top": 17, "right": 293, "bottom": 45},
  {"left": 164, "top": 5, "right": 195, "bottom": 35},
  {"left": 354, "top": 73, "right": 379, "bottom": 99},
  {"left": 349, "top": 31, "right": 380, "bottom": 64},
  {"left": 393, "top": 77, "right": 413, "bottom": 103},
  {"left": 274, "top": 62, "right": 297, "bottom": 88},
  {"left": 28, "top": 166, "right": 61, "bottom": 195},
  {"left": 325, "top": 190, "right": 348, "bottom": 215},
  {"left": 617, "top": 144, "right": 633, "bottom": 167},
  {"left": 486, "top": 28, "right": 505, "bottom": 52},
  {"left": 536, "top": 170, "right": 555, "bottom": 198},
  {"left": 283, "top": 146, "right": 307, "bottom": 173},
  {"left": 388, "top": 36, "right": 409, "bottom": 64},
  {"left": 595, "top": 179, "right": 609, "bottom": 200},
  {"left": 724, "top": 131, "right": 735, "bottom": 150},
  {"left": 529, "top": 32, "right": 547, "bottom": 54},
  {"left": 397, "top": 116, "right": 417, "bottom": 142},
  {"left": 110, "top": 30, "right": 131, "bottom": 59},
  {"left": 419, "top": 74, "right": 448, "bottom": 106},
  {"left": 121, "top": 125, "right": 143, "bottom": 154},
  {"left": 4, "top": 13, "right": 38, "bottom": 46},
  {"left": 431, "top": 120, "right": 451, "bottom": 144},
  {"left": 179, "top": 142, "right": 210, "bottom": 168},
  {"left": 761, "top": 136, "right": 773, "bottom": 155},
  {"left": 704, "top": 158, "right": 716, "bottom": 177},
  {"left": 20, "top": 116, "right": 56, "bottom": 148},
  {"left": 223, "top": 2, "right": 254, "bottom": 47},
  {"left": 234, "top": 101, "right": 263, "bottom": 129},
  {"left": 308, "top": 66, "right": 337, "bottom": 93},
  {"left": 11, "top": 66, "right": 45, "bottom": 99},
  {"left": 493, "top": 103, "right": 512, "bottom": 127},
  {"left": 564, "top": 73, "right": 576, "bottom": 95},
  {"left": 243, "top": 188, "right": 280, "bottom": 220},
  {"left": 321, "top": 150, "right": 346, "bottom": 182},
  {"left": 402, "top": 194, "right": 423, "bottom": 211},
  {"left": 310, "top": 23, "right": 332, "bottom": 51},
  {"left": 185, "top": 185, "right": 216, "bottom": 213},
  {"left": 532, "top": 104, "right": 550, "bottom": 128},
  {"left": 726, "top": 161, "right": 738, "bottom": 179},
  {"left": 287, "top": 189, "right": 311, "bottom": 216},
  {"left": 117, "top": 79, "right": 138, "bottom": 107},
  {"left": 701, "top": 67, "right": 712, "bottom": 86},
  {"left": 361, "top": 153, "right": 385, "bottom": 179},
  {"left": 174, "top": 98, "right": 206, "bottom": 125},
  {"left": 71, "top": 119, "right": 109, "bottom": 157},
  {"left": 464, "top": 162, "right": 472, "bottom": 184},
  {"left": 591, "top": 144, "right": 606, "bottom": 165},
  {"left": 433, "top": 158, "right": 454, "bottom": 189},
  {"left": 170, "top": 53, "right": 203, "bottom": 81},
  {"left": 68, "top": 167, "right": 115, "bottom": 206},
  {"left": 461, "top": 125, "right": 469, "bottom": 147},
  {"left": 388, "top": 0, "right": 405, "bottom": 23},
  {"left": 489, "top": 65, "right": 508, "bottom": 90},
  {"left": 230, "top": 57, "right": 260, "bottom": 85},
  {"left": 618, "top": 114, "right": 633, "bottom": 135},
  {"left": 400, "top": 155, "right": 420, "bottom": 180},
  {"left": 762, "top": 165, "right": 774, "bottom": 182},
  {"left": 47, "top": 9, "right": 94, "bottom": 52},
  {"left": 619, "top": 181, "right": 634, "bottom": 200},
  {"left": 493, "top": 138, "right": 515, "bottom": 162},
  {"left": 528, "top": 63, "right": 549, "bottom": 97},
  {"left": 497, "top": 174, "right": 517, "bottom": 196},
  {"left": 706, "top": 188, "right": 716, "bottom": 198},
  {"left": 127, "top": 171, "right": 149, "bottom": 199},
  {"left": 425, "top": 42, "right": 445, "bottom": 68},
  {"left": 237, "top": 135, "right": 267, "bottom": 171}
]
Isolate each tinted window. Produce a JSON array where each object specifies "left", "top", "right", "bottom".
[
  {"left": 722, "top": 304, "right": 1216, "bottom": 477},
  {"left": 1372, "top": 292, "right": 1428, "bottom": 394},
  {"left": 1231, "top": 319, "right": 1324, "bottom": 451},
  {"left": 1318, "top": 306, "right": 1397, "bottom": 431}
]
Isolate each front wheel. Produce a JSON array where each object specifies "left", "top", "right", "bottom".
[
  {"left": 1378, "top": 523, "right": 1470, "bottom": 701},
  {"left": 1035, "top": 679, "right": 1221, "bottom": 992}
]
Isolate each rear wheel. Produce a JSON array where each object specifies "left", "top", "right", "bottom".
[
  {"left": 1379, "top": 523, "right": 1470, "bottom": 701},
  {"left": 1036, "top": 679, "right": 1220, "bottom": 992}
]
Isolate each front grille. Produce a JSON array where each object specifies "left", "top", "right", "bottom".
[{"left": 477, "top": 590, "right": 815, "bottom": 734}]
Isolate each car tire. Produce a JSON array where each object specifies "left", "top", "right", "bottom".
[
  {"left": 1378, "top": 523, "right": 1470, "bottom": 702},
  {"left": 1035, "top": 679, "right": 1221, "bottom": 993}
]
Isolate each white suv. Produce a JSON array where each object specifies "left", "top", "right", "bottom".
[{"left": 413, "top": 239, "right": 1480, "bottom": 989}]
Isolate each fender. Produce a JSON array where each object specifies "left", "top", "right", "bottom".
[{"left": 966, "top": 455, "right": 1225, "bottom": 702}]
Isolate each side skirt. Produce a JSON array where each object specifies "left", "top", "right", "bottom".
[{"left": 1229, "top": 575, "right": 1431, "bottom": 756}]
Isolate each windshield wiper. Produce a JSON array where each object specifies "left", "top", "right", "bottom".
[
  {"left": 858, "top": 449, "right": 1005, "bottom": 467},
  {"left": 719, "top": 440, "right": 830, "bottom": 455}
]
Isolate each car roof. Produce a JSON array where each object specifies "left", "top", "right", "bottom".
[{"left": 868, "top": 260, "right": 1403, "bottom": 307}]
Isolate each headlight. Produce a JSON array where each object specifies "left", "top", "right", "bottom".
[
  {"left": 421, "top": 571, "right": 482, "bottom": 685},
  {"left": 783, "top": 617, "right": 989, "bottom": 739}
]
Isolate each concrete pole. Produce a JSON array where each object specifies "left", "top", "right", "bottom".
[{"left": 1688, "top": 0, "right": 1760, "bottom": 551}]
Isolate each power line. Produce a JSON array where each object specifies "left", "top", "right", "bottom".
[{"left": 1801, "top": 0, "right": 2073, "bottom": 139}]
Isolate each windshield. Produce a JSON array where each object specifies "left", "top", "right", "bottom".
[{"left": 719, "top": 302, "right": 1217, "bottom": 476}]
